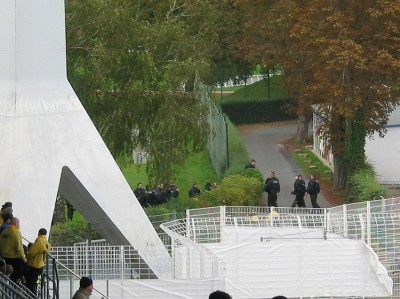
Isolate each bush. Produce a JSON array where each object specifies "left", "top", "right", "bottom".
[
  {"left": 220, "top": 99, "right": 296, "bottom": 125},
  {"left": 211, "top": 174, "right": 263, "bottom": 206},
  {"left": 240, "top": 168, "right": 264, "bottom": 183},
  {"left": 50, "top": 217, "right": 102, "bottom": 246},
  {"left": 346, "top": 166, "right": 388, "bottom": 202}
]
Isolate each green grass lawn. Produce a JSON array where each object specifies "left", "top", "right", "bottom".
[
  {"left": 212, "top": 85, "right": 245, "bottom": 93},
  {"left": 289, "top": 145, "right": 334, "bottom": 184},
  {"left": 219, "top": 76, "right": 287, "bottom": 104},
  {"left": 121, "top": 150, "right": 218, "bottom": 201}
]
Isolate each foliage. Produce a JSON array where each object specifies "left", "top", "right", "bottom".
[
  {"left": 217, "top": 77, "right": 295, "bottom": 125},
  {"left": 234, "top": 0, "right": 400, "bottom": 188},
  {"left": 221, "top": 99, "right": 296, "bottom": 125},
  {"left": 223, "top": 121, "right": 250, "bottom": 176},
  {"left": 144, "top": 196, "right": 213, "bottom": 216},
  {"left": 122, "top": 150, "right": 217, "bottom": 192},
  {"left": 211, "top": 175, "right": 263, "bottom": 206},
  {"left": 346, "top": 166, "right": 388, "bottom": 203},
  {"left": 50, "top": 211, "right": 102, "bottom": 246},
  {"left": 240, "top": 168, "right": 264, "bottom": 184},
  {"left": 207, "top": 1, "right": 257, "bottom": 86},
  {"left": 66, "top": 0, "right": 230, "bottom": 185},
  {"left": 343, "top": 112, "right": 367, "bottom": 173}
]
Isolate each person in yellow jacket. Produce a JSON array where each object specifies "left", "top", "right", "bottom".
[
  {"left": 0, "top": 217, "right": 27, "bottom": 283},
  {"left": 26, "top": 228, "right": 51, "bottom": 296}
]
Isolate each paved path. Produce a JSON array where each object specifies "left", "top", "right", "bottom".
[{"left": 240, "top": 122, "right": 332, "bottom": 208}]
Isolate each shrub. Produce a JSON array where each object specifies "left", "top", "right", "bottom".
[
  {"left": 220, "top": 99, "right": 296, "bottom": 125},
  {"left": 50, "top": 217, "right": 102, "bottom": 246},
  {"left": 211, "top": 174, "right": 263, "bottom": 206},
  {"left": 346, "top": 166, "right": 388, "bottom": 202},
  {"left": 240, "top": 168, "right": 264, "bottom": 183}
]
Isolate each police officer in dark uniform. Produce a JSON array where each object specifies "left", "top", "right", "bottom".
[
  {"left": 291, "top": 174, "right": 307, "bottom": 207},
  {"left": 264, "top": 171, "right": 281, "bottom": 207},
  {"left": 307, "top": 174, "right": 321, "bottom": 208}
]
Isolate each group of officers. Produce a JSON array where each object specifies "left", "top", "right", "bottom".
[
  {"left": 133, "top": 158, "right": 321, "bottom": 209},
  {"left": 133, "top": 183, "right": 180, "bottom": 207},
  {"left": 246, "top": 159, "right": 321, "bottom": 208},
  {"left": 133, "top": 181, "right": 216, "bottom": 207}
]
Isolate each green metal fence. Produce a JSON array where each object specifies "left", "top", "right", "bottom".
[{"left": 195, "top": 77, "right": 229, "bottom": 179}]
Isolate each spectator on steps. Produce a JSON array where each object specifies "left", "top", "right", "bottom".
[
  {"left": 26, "top": 228, "right": 51, "bottom": 296},
  {"left": 72, "top": 276, "right": 94, "bottom": 299},
  {"left": 209, "top": 290, "right": 232, "bottom": 299},
  {"left": 0, "top": 217, "right": 27, "bottom": 284}
]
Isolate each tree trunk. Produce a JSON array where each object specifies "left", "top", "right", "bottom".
[
  {"left": 296, "top": 114, "right": 310, "bottom": 143},
  {"left": 333, "top": 154, "right": 347, "bottom": 189}
]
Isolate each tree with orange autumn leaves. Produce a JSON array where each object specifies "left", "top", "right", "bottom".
[{"left": 235, "top": 0, "right": 400, "bottom": 188}]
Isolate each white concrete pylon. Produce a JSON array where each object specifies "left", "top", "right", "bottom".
[{"left": 0, "top": 0, "right": 171, "bottom": 278}]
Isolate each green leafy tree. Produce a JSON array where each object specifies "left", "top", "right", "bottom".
[{"left": 65, "top": 0, "right": 225, "bottom": 184}]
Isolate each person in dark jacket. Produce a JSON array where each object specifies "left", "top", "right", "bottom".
[
  {"left": 204, "top": 181, "right": 216, "bottom": 191},
  {"left": 264, "top": 171, "right": 280, "bottom": 207},
  {"left": 291, "top": 174, "right": 307, "bottom": 207},
  {"left": 133, "top": 183, "right": 145, "bottom": 200},
  {"left": 65, "top": 201, "right": 75, "bottom": 221},
  {"left": 0, "top": 213, "right": 12, "bottom": 234},
  {"left": 188, "top": 183, "right": 201, "bottom": 197},
  {"left": 166, "top": 183, "right": 180, "bottom": 199},
  {"left": 307, "top": 174, "right": 321, "bottom": 208},
  {"left": 209, "top": 290, "right": 232, "bottom": 299},
  {"left": 244, "top": 159, "right": 256, "bottom": 169},
  {"left": 72, "top": 276, "right": 93, "bottom": 299}
]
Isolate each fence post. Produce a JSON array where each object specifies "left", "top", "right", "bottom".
[
  {"left": 270, "top": 207, "right": 274, "bottom": 227},
  {"left": 343, "top": 204, "right": 348, "bottom": 238},
  {"left": 359, "top": 214, "right": 365, "bottom": 242},
  {"left": 220, "top": 206, "right": 226, "bottom": 231},
  {"left": 120, "top": 246, "right": 124, "bottom": 280},
  {"left": 324, "top": 208, "right": 328, "bottom": 240},
  {"left": 186, "top": 209, "right": 191, "bottom": 240},
  {"left": 367, "top": 201, "right": 371, "bottom": 246},
  {"left": 70, "top": 276, "right": 74, "bottom": 299},
  {"left": 86, "top": 239, "right": 89, "bottom": 276}
]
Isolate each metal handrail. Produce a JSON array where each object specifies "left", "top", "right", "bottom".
[
  {"left": 0, "top": 269, "right": 36, "bottom": 299},
  {"left": 22, "top": 236, "right": 109, "bottom": 299},
  {"left": 40, "top": 254, "right": 60, "bottom": 299},
  {"left": 49, "top": 253, "right": 109, "bottom": 299},
  {"left": 0, "top": 258, "right": 5, "bottom": 274}
]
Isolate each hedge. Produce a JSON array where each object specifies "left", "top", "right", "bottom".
[{"left": 220, "top": 99, "right": 296, "bottom": 125}]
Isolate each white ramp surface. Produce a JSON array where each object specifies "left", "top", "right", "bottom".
[
  {"left": 202, "top": 239, "right": 391, "bottom": 298},
  {"left": 0, "top": 0, "right": 171, "bottom": 278}
]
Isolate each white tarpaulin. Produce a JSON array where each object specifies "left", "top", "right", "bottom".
[{"left": 201, "top": 239, "right": 392, "bottom": 298}]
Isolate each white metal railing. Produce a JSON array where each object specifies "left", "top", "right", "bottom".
[
  {"left": 171, "top": 200, "right": 400, "bottom": 295},
  {"left": 50, "top": 198, "right": 400, "bottom": 296},
  {"left": 51, "top": 244, "right": 169, "bottom": 280},
  {"left": 160, "top": 221, "right": 226, "bottom": 279}
]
